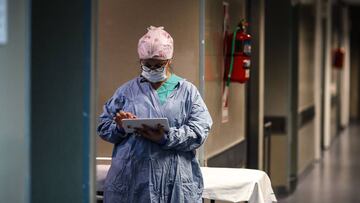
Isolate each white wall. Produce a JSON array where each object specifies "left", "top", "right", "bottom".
[
  {"left": 313, "top": 0, "right": 323, "bottom": 160},
  {"left": 297, "top": 4, "right": 316, "bottom": 175},
  {"left": 350, "top": 29, "right": 359, "bottom": 119},
  {"left": 96, "top": 0, "right": 250, "bottom": 166},
  {"left": 349, "top": 6, "right": 360, "bottom": 120},
  {"left": 0, "top": 0, "right": 30, "bottom": 201},
  {"left": 340, "top": 7, "right": 350, "bottom": 127},
  {"left": 323, "top": 0, "right": 333, "bottom": 149},
  {"left": 264, "top": 0, "right": 294, "bottom": 188},
  {"left": 298, "top": 6, "right": 315, "bottom": 112},
  {"left": 204, "top": 0, "right": 247, "bottom": 160},
  {"left": 298, "top": 122, "right": 315, "bottom": 175},
  {"left": 96, "top": 0, "right": 200, "bottom": 159}
]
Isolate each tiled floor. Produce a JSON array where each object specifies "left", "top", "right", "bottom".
[{"left": 279, "top": 123, "right": 360, "bottom": 203}]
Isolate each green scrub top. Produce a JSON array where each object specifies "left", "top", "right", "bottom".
[{"left": 156, "top": 74, "right": 183, "bottom": 105}]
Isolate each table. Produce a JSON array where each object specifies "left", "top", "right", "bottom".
[{"left": 96, "top": 165, "right": 277, "bottom": 203}]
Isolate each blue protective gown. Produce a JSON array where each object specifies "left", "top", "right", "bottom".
[{"left": 97, "top": 76, "right": 213, "bottom": 203}]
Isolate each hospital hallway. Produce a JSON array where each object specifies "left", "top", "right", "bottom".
[
  {"left": 278, "top": 123, "right": 360, "bottom": 203},
  {"left": 4, "top": 0, "right": 360, "bottom": 202}
]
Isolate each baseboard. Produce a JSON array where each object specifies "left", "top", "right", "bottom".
[
  {"left": 273, "top": 186, "right": 290, "bottom": 198},
  {"left": 297, "top": 161, "right": 315, "bottom": 183},
  {"left": 274, "top": 160, "right": 317, "bottom": 199},
  {"left": 207, "top": 140, "right": 247, "bottom": 168}
]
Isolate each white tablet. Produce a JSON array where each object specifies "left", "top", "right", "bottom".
[{"left": 122, "top": 118, "right": 170, "bottom": 134}]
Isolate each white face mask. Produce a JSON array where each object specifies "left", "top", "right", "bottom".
[{"left": 141, "top": 66, "right": 167, "bottom": 83}]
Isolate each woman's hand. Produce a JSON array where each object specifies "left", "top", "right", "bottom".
[
  {"left": 135, "top": 124, "right": 165, "bottom": 144},
  {"left": 114, "top": 111, "right": 137, "bottom": 128}
]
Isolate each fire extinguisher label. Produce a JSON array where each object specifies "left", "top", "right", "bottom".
[
  {"left": 244, "top": 41, "right": 251, "bottom": 56},
  {"left": 246, "top": 70, "right": 250, "bottom": 78},
  {"left": 243, "top": 59, "right": 251, "bottom": 68}
]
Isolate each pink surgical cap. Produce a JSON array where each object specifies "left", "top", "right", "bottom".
[{"left": 137, "top": 26, "right": 174, "bottom": 60}]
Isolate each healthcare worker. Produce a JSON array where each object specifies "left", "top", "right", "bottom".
[{"left": 97, "top": 26, "right": 213, "bottom": 203}]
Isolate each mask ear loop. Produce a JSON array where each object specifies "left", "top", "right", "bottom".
[{"left": 166, "top": 59, "right": 173, "bottom": 73}]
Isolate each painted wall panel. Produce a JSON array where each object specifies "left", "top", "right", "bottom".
[
  {"left": 0, "top": 0, "right": 29, "bottom": 201},
  {"left": 297, "top": 4, "right": 315, "bottom": 175},
  {"left": 298, "top": 5, "right": 315, "bottom": 112},
  {"left": 298, "top": 122, "right": 315, "bottom": 175},
  {"left": 30, "top": 0, "right": 92, "bottom": 201},
  {"left": 97, "top": 0, "right": 248, "bottom": 166},
  {"left": 270, "top": 135, "right": 288, "bottom": 186},
  {"left": 97, "top": 0, "right": 200, "bottom": 158},
  {"left": 204, "top": 0, "right": 247, "bottom": 159}
]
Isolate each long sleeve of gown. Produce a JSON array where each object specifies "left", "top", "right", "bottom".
[
  {"left": 97, "top": 90, "right": 128, "bottom": 144},
  {"left": 161, "top": 89, "right": 213, "bottom": 152}
]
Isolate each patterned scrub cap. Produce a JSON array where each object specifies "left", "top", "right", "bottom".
[{"left": 137, "top": 26, "right": 174, "bottom": 60}]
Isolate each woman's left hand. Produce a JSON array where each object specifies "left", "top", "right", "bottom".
[{"left": 135, "top": 124, "right": 165, "bottom": 144}]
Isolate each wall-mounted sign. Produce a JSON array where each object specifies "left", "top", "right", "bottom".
[{"left": 0, "top": 0, "right": 7, "bottom": 45}]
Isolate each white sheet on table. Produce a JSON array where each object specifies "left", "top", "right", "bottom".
[
  {"left": 201, "top": 167, "right": 277, "bottom": 203},
  {"left": 96, "top": 165, "right": 110, "bottom": 191},
  {"left": 96, "top": 165, "right": 277, "bottom": 203}
]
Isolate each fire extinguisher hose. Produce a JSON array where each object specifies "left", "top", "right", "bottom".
[{"left": 226, "top": 27, "right": 239, "bottom": 86}]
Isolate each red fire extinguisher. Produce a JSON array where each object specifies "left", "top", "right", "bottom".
[
  {"left": 224, "top": 20, "right": 251, "bottom": 84},
  {"left": 333, "top": 47, "right": 345, "bottom": 69}
]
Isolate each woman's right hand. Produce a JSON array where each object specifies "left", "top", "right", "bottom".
[{"left": 114, "top": 111, "right": 137, "bottom": 128}]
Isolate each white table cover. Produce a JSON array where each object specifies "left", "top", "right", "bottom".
[
  {"left": 201, "top": 167, "right": 277, "bottom": 203},
  {"left": 96, "top": 165, "right": 277, "bottom": 203}
]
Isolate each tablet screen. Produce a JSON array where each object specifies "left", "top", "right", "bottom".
[{"left": 122, "top": 118, "right": 170, "bottom": 134}]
